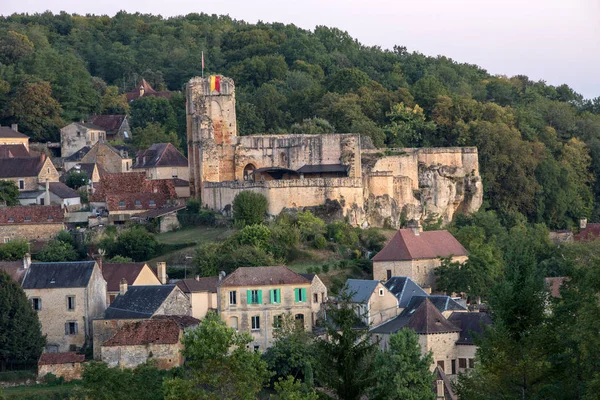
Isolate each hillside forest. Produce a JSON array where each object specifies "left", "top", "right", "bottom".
[{"left": 1, "top": 12, "right": 600, "bottom": 229}]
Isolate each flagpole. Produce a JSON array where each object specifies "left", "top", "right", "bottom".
[{"left": 201, "top": 51, "right": 204, "bottom": 79}]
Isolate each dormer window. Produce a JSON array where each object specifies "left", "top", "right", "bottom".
[
  {"left": 135, "top": 200, "right": 142, "bottom": 207},
  {"left": 149, "top": 200, "right": 156, "bottom": 207},
  {"left": 24, "top": 216, "right": 31, "bottom": 222},
  {"left": 7, "top": 217, "right": 14, "bottom": 223},
  {"left": 119, "top": 201, "right": 125, "bottom": 208}
]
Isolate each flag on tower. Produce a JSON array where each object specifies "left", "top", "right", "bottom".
[{"left": 210, "top": 75, "right": 221, "bottom": 93}]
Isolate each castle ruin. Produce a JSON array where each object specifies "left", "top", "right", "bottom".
[{"left": 186, "top": 75, "right": 483, "bottom": 228}]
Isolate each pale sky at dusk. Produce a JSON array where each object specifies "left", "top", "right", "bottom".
[{"left": 1, "top": 0, "right": 599, "bottom": 99}]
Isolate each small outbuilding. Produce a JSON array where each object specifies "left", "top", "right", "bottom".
[{"left": 38, "top": 352, "right": 85, "bottom": 381}]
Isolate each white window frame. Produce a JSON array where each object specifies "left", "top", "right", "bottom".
[
  {"left": 229, "top": 291, "right": 237, "bottom": 305},
  {"left": 251, "top": 315, "right": 260, "bottom": 331}
]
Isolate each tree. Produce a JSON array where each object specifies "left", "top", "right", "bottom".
[
  {"left": 384, "top": 103, "right": 436, "bottom": 147},
  {"left": 0, "top": 30, "right": 34, "bottom": 64},
  {"left": 314, "top": 291, "right": 378, "bottom": 400},
  {"left": 289, "top": 118, "right": 334, "bottom": 134},
  {"left": 100, "top": 85, "right": 130, "bottom": 114},
  {"left": 163, "top": 312, "right": 271, "bottom": 400},
  {"left": 132, "top": 122, "right": 180, "bottom": 150},
  {"left": 0, "top": 180, "right": 20, "bottom": 206},
  {"left": 9, "top": 81, "right": 63, "bottom": 142},
  {"left": 0, "top": 271, "right": 46, "bottom": 371},
  {"left": 64, "top": 169, "right": 89, "bottom": 190},
  {"left": 0, "top": 239, "right": 29, "bottom": 261},
  {"left": 369, "top": 329, "right": 434, "bottom": 400},
  {"left": 232, "top": 191, "right": 268, "bottom": 227},
  {"left": 271, "top": 376, "right": 319, "bottom": 400},
  {"left": 130, "top": 96, "right": 176, "bottom": 131},
  {"left": 36, "top": 239, "right": 78, "bottom": 262},
  {"left": 110, "top": 227, "right": 157, "bottom": 262}
]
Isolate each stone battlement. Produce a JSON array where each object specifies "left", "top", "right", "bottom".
[{"left": 204, "top": 177, "right": 363, "bottom": 190}]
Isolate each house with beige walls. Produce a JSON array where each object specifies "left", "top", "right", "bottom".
[
  {"left": 176, "top": 276, "right": 218, "bottom": 319},
  {"left": 218, "top": 266, "right": 313, "bottom": 351},
  {"left": 0, "top": 125, "right": 29, "bottom": 149},
  {"left": 133, "top": 143, "right": 190, "bottom": 198},
  {"left": 101, "top": 261, "right": 163, "bottom": 306},
  {"left": 372, "top": 227, "right": 468, "bottom": 289},
  {"left": 344, "top": 279, "right": 399, "bottom": 327},
  {"left": 0, "top": 205, "right": 65, "bottom": 242},
  {"left": 0, "top": 154, "right": 59, "bottom": 194},
  {"left": 300, "top": 273, "right": 328, "bottom": 325},
  {"left": 78, "top": 141, "right": 132, "bottom": 174},
  {"left": 60, "top": 122, "right": 106, "bottom": 158},
  {"left": 22, "top": 260, "right": 106, "bottom": 353}
]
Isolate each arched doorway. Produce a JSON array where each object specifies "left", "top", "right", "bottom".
[{"left": 243, "top": 164, "right": 256, "bottom": 181}]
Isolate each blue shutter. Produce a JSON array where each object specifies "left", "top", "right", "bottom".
[
  {"left": 276, "top": 289, "right": 280, "bottom": 303},
  {"left": 270, "top": 290, "right": 274, "bottom": 304}
]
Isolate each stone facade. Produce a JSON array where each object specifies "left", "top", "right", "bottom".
[
  {"left": 80, "top": 142, "right": 132, "bottom": 174},
  {"left": 307, "top": 275, "right": 328, "bottom": 325},
  {"left": 61, "top": 123, "right": 106, "bottom": 158},
  {"left": 101, "top": 342, "right": 184, "bottom": 370},
  {"left": 158, "top": 212, "right": 180, "bottom": 233},
  {"left": 186, "top": 75, "right": 482, "bottom": 228},
  {"left": 366, "top": 282, "right": 399, "bottom": 327},
  {"left": 373, "top": 256, "right": 469, "bottom": 289},
  {"left": 92, "top": 319, "right": 137, "bottom": 360},
  {"left": 0, "top": 222, "right": 64, "bottom": 242}
]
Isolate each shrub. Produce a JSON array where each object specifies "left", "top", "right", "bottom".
[
  {"left": 232, "top": 191, "right": 268, "bottom": 227},
  {"left": 360, "top": 228, "right": 387, "bottom": 253},
  {"left": 306, "top": 267, "right": 314, "bottom": 274},
  {"left": 296, "top": 211, "right": 326, "bottom": 243},
  {"left": 197, "top": 210, "right": 216, "bottom": 226},
  {"left": 322, "top": 264, "right": 330, "bottom": 274},
  {"left": 313, "top": 266, "right": 321, "bottom": 274},
  {"left": 64, "top": 170, "right": 89, "bottom": 189},
  {"left": 313, "top": 234, "right": 328, "bottom": 249},
  {"left": 237, "top": 224, "right": 271, "bottom": 249},
  {"left": 270, "top": 224, "right": 300, "bottom": 248},
  {"left": 0, "top": 239, "right": 29, "bottom": 261},
  {"left": 187, "top": 198, "right": 200, "bottom": 214},
  {"left": 111, "top": 226, "right": 158, "bottom": 261},
  {"left": 326, "top": 221, "right": 359, "bottom": 247}
]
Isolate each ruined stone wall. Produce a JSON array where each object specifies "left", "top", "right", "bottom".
[
  {"left": 0, "top": 223, "right": 65, "bottom": 242},
  {"left": 60, "top": 124, "right": 104, "bottom": 158},
  {"left": 38, "top": 363, "right": 83, "bottom": 382},
  {"left": 92, "top": 319, "right": 138, "bottom": 360},
  {"left": 101, "top": 342, "right": 184, "bottom": 369}
]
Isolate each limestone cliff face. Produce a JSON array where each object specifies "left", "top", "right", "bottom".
[{"left": 362, "top": 148, "right": 483, "bottom": 228}]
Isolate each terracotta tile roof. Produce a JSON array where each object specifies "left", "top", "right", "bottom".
[
  {"left": 90, "top": 172, "right": 177, "bottom": 202},
  {"left": 125, "top": 79, "right": 172, "bottom": 102},
  {"left": 176, "top": 276, "right": 219, "bottom": 293},
  {"left": 545, "top": 277, "right": 567, "bottom": 298},
  {"left": 102, "top": 262, "right": 152, "bottom": 292},
  {"left": 219, "top": 266, "right": 310, "bottom": 287},
  {"left": 133, "top": 143, "right": 188, "bottom": 168},
  {"left": 372, "top": 229, "right": 468, "bottom": 262},
  {"left": 88, "top": 115, "right": 126, "bottom": 134},
  {"left": 0, "top": 126, "right": 28, "bottom": 139},
  {"left": 0, "top": 156, "right": 45, "bottom": 178},
  {"left": 574, "top": 223, "right": 600, "bottom": 242},
  {"left": 0, "top": 144, "right": 30, "bottom": 158},
  {"left": 105, "top": 193, "right": 169, "bottom": 211},
  {"left": 0, "top": 205, "right": 64, "bottom": 224},
  {"left": 405, "top": 298, "right": 461, "bottom": 334},
  {"left": 0, "top": 260, "right": 27, "bottom": 284},
  {"left": 39, "top": 352, "right": 85, "bottom": 365},
  {"left": 103, "top": 317, "right": 198, "bottom": 347}
]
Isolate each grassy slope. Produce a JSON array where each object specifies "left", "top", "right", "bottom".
[{"left": 3, "top": 383, "right": 78, "bottom": 399}]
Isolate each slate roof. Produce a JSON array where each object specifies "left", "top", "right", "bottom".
[
  {"left": 64, "top": 146, "right": 91, "bottom": 162},
  {"left": 0, "top": 126, "right": 28, "bottom": 138},
  {"left": 48, "top": 182, "right": 80, "bottom": 199},
  {"left": 297, "top": 164, "right": 350, "bottom": 175},
  {"left": 133, "top": 143, "right": 188, "bottom": 169},
  {"left": 403, "top": 295, "right": 467, "bottom": 315},
  {"left": 344, "top": 279, "right": 380, "bottom": 303},
  {"left": 0, "top": 205, "right": 64, "bottom": 224},
  {"left": 88, "top": 115, "right": 126, "bottom": 134},
  {"left": 18, "top": 190, "right": 44, "bottom": 199},
  {"left": 300, "top": 273, "right": 316, "bottom": 282},
  {"left": 0, "top": 156, "right": 45, "bottom": 178},
  {"left": 131, "top": 205, "right": 185, "bottom": 219},
  {"left": 176, "top": 277, "right": 219, "bottom": 293},
  {"left": 101, "top": 262, "right": 152, "bottom": 292},
  {"left": 448, "top": 312, "right": 492, "bottom": 345},
  {"left": 384, "top": 276, "right": 428, "bottom": 308},
  {"left": 220, "top": 266, "right": 309, "bottom": 287},
  {"left": 22, "top": 261, "right": 97, "bottom": 289},
  {"left": 0, "top": 144, "right": 31, "bottom": 158},
  {"left": 104, "top": 285, "right": 177, "bottom": 319},
  {"left": 372, "top": 229, "right": 468, "bottom": 262},
  {"left": 0, "top": 261, "right": 27, "bottom": 284},
  {"left": 103, "top": 316, "right": 199, "bottom": 347},
  {"left": 38, "top": 352, "right": 85, "bottom": 365}
]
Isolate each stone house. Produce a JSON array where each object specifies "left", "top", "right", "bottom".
[
  {"left": 372, "top": 227, "right": 469, "bottom": 289},
  {"left": 22, "top": 260, "right": 106, "bottom": 353},
  {"left": 371, "top": 298, "right": 491, "bottom": 377},
  {"left": 125, "top": 79, "right": 172, "bottom": 102},
  {"left": 176, "top": 276, "right": 218, "bottom": 319},
  {"left": 0, "top": 154, "right": 59, "bottom": 193},
  {"left": 101, "top": 261, "right": 163, "bottom": 306},
  {"left": 0, "top": 253, "right": 31, "bottom": 284},
  {"left": 0, "top": 124, "right": 29, "bottom": 149},
  {"left": 131, "top": 205, "right": 185, "bottom": 233},
  {"left": 0, "top": 205, "right": 65, "bottom": 242},
  {"left": 218, "top": 266, "right": 313, "bottom": 351},
  {"left": 100, "top": 316, "right": 198, "bottom": 370},
  {"left": 300, "top": 273, "right": 328, "bottom": 325},
  {"left": 74, "top": 141, "right": 132, "bottom": 174},
  {"left": 60, "top": 122, "right": 107, "bottom": 158},
  {"left": 38, "top": 352, "right": 85, "bottom": 382},
  {"left": 88, "top": 115, "right": 131, "bottom": 141},
  {"left": 133, "top": 143, "right": 189, "bottom": 182},
  {"left": 344, "top": 279, "right": 399, "bottom": 327}
]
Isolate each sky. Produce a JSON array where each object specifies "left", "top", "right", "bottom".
[{"left": 1, "top": 0, "right": 599, "bottom": 99}]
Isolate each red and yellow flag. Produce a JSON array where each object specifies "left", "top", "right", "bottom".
[{"left": 210, "top": 75, "right": 221, "bottom": 93}]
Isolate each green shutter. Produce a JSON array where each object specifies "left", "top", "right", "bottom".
[
  {"left": 270, "top": 290, "right": 274, "bottom": 304},
  {"left": 302, "top": 288, "right": 307, "bottom": 302},
  {"left": 294, "top": 288, "right": 299, "bottom": 302},
  {"left": 258, "top": 290, "right": 263, "bottom": 304},
  {"left": 276, "top": 289, "right": 280, "bottom": 303},
  {"left": 247, "top": 290, "right": 252, "bottom": 304}
]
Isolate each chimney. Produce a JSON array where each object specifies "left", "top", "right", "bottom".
[
  {"left": 157, "top": 262, "right": 167, "bottom": 284},
  {"left": 119, "top": 278, "right": 128, "bottom": 295},
  {"left": 218, "top": 271, "right": 226, "bottom": 282},
  {"left": 580, "top": 217, "right": 588, "bottom": 230},
  {"left": 11, "top": 123, "right": 18, "bottom": 132},
  {"left": 436, "top": 379, "right": 445, "bottom": 398},
  {"left": 195, "top": 275, "right": 200, "bottom": 281},
  {"left": 139, "top": 86, "right": 145, "bottom": 97},
  {"left": 96, "top": 257, "right": 103, "bottom": 270},
  {"left": 23, "top": 253, "right": 31, "bottom": 269},
  {"left": 44, "top": 180, "right": 50, "bottom": 206},
  {"left": 407, "top": 219, "right": 421, "bottom": 236}
]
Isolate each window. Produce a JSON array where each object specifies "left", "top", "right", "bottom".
[
  {"left": 386, "top": 270, "right": 392, "bottom": 280},
  {"left": 66, "top": 296, "right": 75, "bottom": 311},
  {"left": 295, "top": 314, "right": 304, "bottom": 326},
  {"left": 119, "top": 200, "right": 125, "bottom": 207},
  {"left": 379, "top": 288, "right": 384, "bottom": 296},
  {"left": 3, "top": 238, "right": 9, "bottom": 243},
  {"left": 47, "top": 216, "right": 53, "bottom": 221},
  {"left": 253, "top": 345, "right": 260, "bottom": 352},
  {"left": 459, "top": 358, "right": 467, "bottom": 369},
  {"left": 437, "top": 360, "right": 445, "bottom": 371},
  {"left": 251, "top": 315, "right": 260, "bottom": 330},
  {"left": 229, "top": 291, "right": 237, "bottom": 305},
  {"left": 40, "top": 198, "right": 44, "bottom": 205},
  {"left": 7, "top": 218, "right": 14, "bottom": 223},
  {"left": 47, "top": 167, "right": 50, "bottom": 174},
  {"left": 172, "top": 168, "right": 178, "bottom": 178},
  {"left": 149, "top": 200, "right": 156, "bottom": 207},
  {"left": 451, "top": 359, "right": 456, "bottom": 375},
  {"left": 243, "top": 164, "right": 256, "bottom": 181},
  {"left": 228, "top": 316, "right": 238, "bottom": 330},
  {"left": 269, "top": 289, "right": 281, "bottom": 304},
  {"left": 19, "top": 180, "right": 24, "bottom": 190},
  {"left": 126, "top": 162, "right": 129, "bottom": 171},
  {"left": 65, "top": 322, "right": 78, "bottom": 335},
  {"left": 314, "top": 293, "right": 319, "bottom": 303},
  {"left": 294, "top": 288, "right": 307, "bottom": 303},
  {"left": 77, "top": 131, "right": 81, "bottom": 137},
  {"left": 247, "top": 289, "right": 262, "bottom": 305},
  {"left": 24, "top": 216, "right": 31, "bottom": 222},
  {"left": 468, "top": 358, "right": 474, "bottom": 369},
  {"left": 31, "top": 298, "right": 42, "bottom": 311},
  {"left": 273, "top": 315, "right": 282, "bottom": 328},
  {"left": 135, "top": 200, "right": 142, "bottom": 207}
]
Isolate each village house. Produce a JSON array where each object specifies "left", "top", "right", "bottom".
[
  {"left": 101, "top": 261, "right": 164, "bottom": 306},
  {"left": 133, "top": 143, "right": 189, "bottom": 181},
  {"left": 60, "top": 122, "right": 107, "bottom": 158},
  {"left": 0, "top": 205, "right": 65, "bottom": 242},
  {"left": 38, "top": 352, "right": 85, "bottom": 382},
  {"left": 0, "top": 124, "right": 29, "bottom": 149},
  {"left": 343, "top": 279, "right": 399, "bottom": 327},
  {"left": 78, "top": 141, "right": 132, "bottom": 174},
  {"left": 0, "top": 253, "right": 31, "bottom": 284},
  {"left": 0, "top": 143, "right": 32, "bottom": 158},
  {"left": 18, "top": 182, "right": 81, "bottom": 210},
  {"left": 218, "top": 266, "right": 313, "bottom": 351},
  {"left": 125, "top": 79, "right": 172, "bottom": 102},
  {"left": 371, "top": 298, "right": 491, "bottom": 377},
  {"left": 22, "top": 260, "right": 106, "bottom": 353},
  {"left": 372, "top": 226, "right": 469, "bottom": 289},
  {"left": 176, "top": 276, "right": 218, "bottom": 319},
  {"left": 0, "top": 153, "right": 59, "bottom": 193},
  {"left": 300, "top": 273, "right": 328, "bottom": 325},
  {"left": 100, "top": 316, "right": 199, "bottom": 370},
  {"left": 88, "top": 114, "right": 131, "bottom": 141}
]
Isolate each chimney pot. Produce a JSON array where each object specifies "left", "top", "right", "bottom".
[
  {"left": 11, "top": 123, "right": 18, "bottom": 132},
  {"left": 23, "top": 253, "right": 31, "bottom": 269},
  {"left": 157, "top": 262, "right": 167, "bottom": 284},
  {"left": 119, "top": 278, "right": 128, "bottom": 295},
  {"left": 580, "top": 217, "right": 588, "bottom": 230}
]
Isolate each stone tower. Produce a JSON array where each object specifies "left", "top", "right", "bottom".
[{"left": 186, "top": 75, "right": 237, "bottom": 198}]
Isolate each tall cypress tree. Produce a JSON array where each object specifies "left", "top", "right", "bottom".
[{"left": 0, "top": 271, "right": 46, "bottom": 371}]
